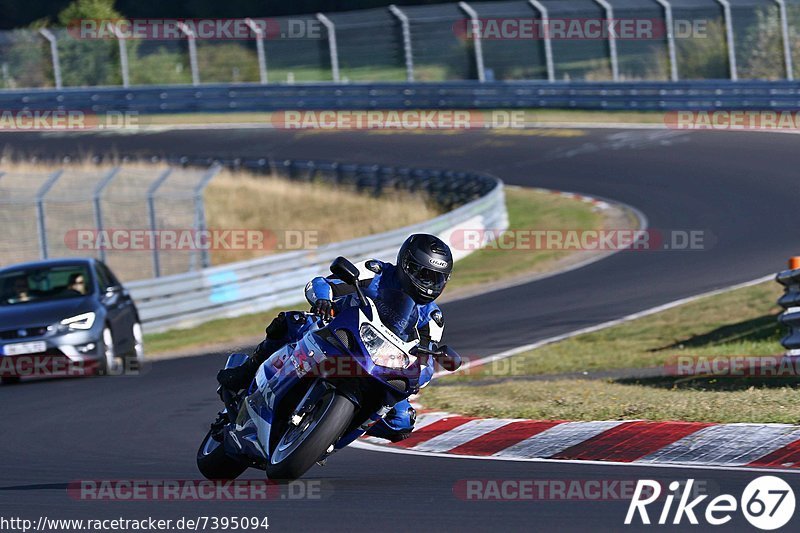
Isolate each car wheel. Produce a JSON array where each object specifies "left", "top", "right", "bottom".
[
  {"left": 128, "top": 322, "right": 145, "bottom": 369},
  {"left": 99, "top": 327, "right": 121, "bottom": 376}
]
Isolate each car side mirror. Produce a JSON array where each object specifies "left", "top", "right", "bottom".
[
  {"left": 105, "top": 286, "right": 121, "bottom": 298},
  {"left": 330, "top": 257, "right": 360, "bottom": 284}
]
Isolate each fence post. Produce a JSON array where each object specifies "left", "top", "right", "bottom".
[
  {"left": 178, "top": 23, "right": 200, "bottom": 86},
  {"left": 775, "top": 0, "right": 794, "bottom": 80},
  {"left": 528, "top": 0, "right": 555, "bottom": 82},
  {"left": 654, "top": 0, "right": 679, "bottom": 81},
  {"left": 36, "top": 169, "right": 64, "bottom": 259},
  {"left": 316, "top": 14, "right": 341, "bottom": 83},
  {"left": 92, "top": 166, "right": 120, "bottom": 263},
  {"left": 110, "top": 23, "right": 130, "bottom": 88},
  {"left": 716, "top": 0, "right": 738, "bottom": 81},
  {"left": 389, "top": 5, "right": 415, "bottom": 82},
  {"left": 245, "top": 18, "right": 268, "bottom": 84},
  {"left": 146, "top": 168, "right": 173, "bottom": 278},
  {"left": 194, "top": 164, "right": 222, "bottom": 270},
  {"left": 593, "top": 0, "right": 620, "bottom": 81},
  {"left": 458, "top": 2, "right": 486, "bottom": 82},
  {"left": 38, "top": 28, "right": 62, "bottom": 89}
]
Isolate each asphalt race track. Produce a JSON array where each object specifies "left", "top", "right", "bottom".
[{"left": 2, "top": 127, "right": 800, "bottom": 531}]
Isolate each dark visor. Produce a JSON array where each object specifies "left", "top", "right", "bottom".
[{"left": 404, "top": 257, "right": 448, "bottom": 292}]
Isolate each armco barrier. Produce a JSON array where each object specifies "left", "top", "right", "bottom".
[
  {"left": 777, "top": 264, "right": 800, "bottom": 356},
  {"left": 125, "top": 160, "right": 507, "bottom": 332},
  {"left": 4, "top": 81, "right": 800, "bottom": 113}
]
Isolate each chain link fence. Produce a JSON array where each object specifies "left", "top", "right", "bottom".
[
  {"left": 1, "top": 1, "right": 798, "bottom": 89},
  {"left": 0, "top": 164, "right": 219, "bottom": 281}
]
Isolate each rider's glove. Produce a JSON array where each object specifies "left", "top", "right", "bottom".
[{"left": 313, "top": 299, "right": 334, "bottom": 320}]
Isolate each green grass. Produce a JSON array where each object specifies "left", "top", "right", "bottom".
[
  {"left": 447, "top": 187, "right": 605, "bottom": 290},
  {"left": 423, "top": 280, "right": 797, "bottom": 423},
  {"left": 143, "top": 304, "right": 293, "bottom": 356},
  {"left": 143, "top": 187, "right": 607, "bottom": 356},
  {"left": 423, "top": 378, "right": 800, "bottom": 424}
]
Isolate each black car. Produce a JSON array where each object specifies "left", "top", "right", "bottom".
[{"left": 0, "top": 258, "right": 142, "bottom": 383}]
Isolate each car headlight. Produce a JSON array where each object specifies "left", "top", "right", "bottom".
[
  {"left": 60, "top": 312, "right": 96, "bottom": 330},
  {"left": 359, "top": 324, "right": 411, "bottom": 369}
]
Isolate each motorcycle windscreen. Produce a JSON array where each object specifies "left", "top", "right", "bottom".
[{"left": 373, "top": 289, "right": 419, "bottom": 343}]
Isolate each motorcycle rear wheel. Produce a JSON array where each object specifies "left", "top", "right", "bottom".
[{"left": 266, "top": 390, "right": 355, "bottom": 480}]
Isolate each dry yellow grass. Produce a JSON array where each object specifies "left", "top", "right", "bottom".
[
  {"left": 0, "top": 160, "right": 439, "bottom": 276},
  {"left": 204, "top": 171, "right": 440, "bottom": 264}
]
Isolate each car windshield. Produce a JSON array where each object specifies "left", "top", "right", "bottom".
[
  {"left": 0, "top": 265, "right": 93, "bottom": 306},
  {"left": 373, "top": 288, "right": 419, "bottom": 343}
]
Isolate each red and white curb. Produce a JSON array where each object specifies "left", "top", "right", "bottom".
[{"left": 357, "top": 412, "right": 800, "bottom": 471}]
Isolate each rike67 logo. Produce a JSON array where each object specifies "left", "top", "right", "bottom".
[{"left": 625, "top": 476, "right": 795, "bottom": 530}]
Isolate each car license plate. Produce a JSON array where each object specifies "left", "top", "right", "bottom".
[{"left": 3, "top": 341, "right": 47, "bottom": 356}]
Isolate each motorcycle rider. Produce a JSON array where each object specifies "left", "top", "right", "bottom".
[{"left": 217, "top": 233, "right": 459, "bottom": 442}]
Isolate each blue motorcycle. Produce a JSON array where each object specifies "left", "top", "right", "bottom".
[{"left": 197, "top": 257, "right": 460, "bottom": 480}]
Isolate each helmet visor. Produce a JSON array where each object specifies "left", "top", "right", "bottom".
[{"left": 404, "top": 257, "right": 449, "bottom": 294}]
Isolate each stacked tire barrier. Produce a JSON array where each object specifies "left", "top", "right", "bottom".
[
  {"left": 125, "top": 157, "right": 507, "bottom": 332},
  {"left": 777, "top": 264, "right": 800, "bottom": 356}
]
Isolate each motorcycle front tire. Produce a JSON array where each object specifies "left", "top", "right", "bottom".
[{"left": 266, "top": 390, "right": 355, "bottom": 480}]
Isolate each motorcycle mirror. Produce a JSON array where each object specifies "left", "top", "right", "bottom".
[
  {"left": 330, "top": 256, "right": 367, "bottom": 308},
  {"left": 330, "top": 256, "right": 360, "bottom": 284}
]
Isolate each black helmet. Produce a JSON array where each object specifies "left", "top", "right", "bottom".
[{"left": 396, "top": 234, "right": 453, "bottom": 304}]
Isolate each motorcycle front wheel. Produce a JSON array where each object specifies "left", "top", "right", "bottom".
[
  {"left": 197, "top": 429, "right": 248, "bottom": 480},
  {"left": 266, "top": 390, "right": 355, "bottom": 480}
]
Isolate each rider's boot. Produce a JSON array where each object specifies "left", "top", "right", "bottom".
[
  {"left": 217, "top": 314, "right": 289, "bottom": 391},
  {"left": 366, "top": 399, "right": 417, "bottom": 442}
]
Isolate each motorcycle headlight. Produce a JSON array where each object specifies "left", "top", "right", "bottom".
[
  {"left": 60, "top": 312, "right": 96, "bottom": 330},
  {"left": 359, "top": 324, "right": 411, "bottom": 369}
]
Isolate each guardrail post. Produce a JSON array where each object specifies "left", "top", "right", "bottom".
[
  {"left": 528, "top": 0, "right": 555, "bottom": 82},
  {"left": 194, "top": 164, "right": 222, "bottom": 270},
  {"left": 458, "top": 2, "right": 486, "bottom": 82},
  {"left": 316, "top": 14, "right": 341, "bottom": 83},
  {"left": 593, "top": 0, "right": 620, "bottom": 81},
  {"left": 178, "top": 23, "right": 200, "bottom": 86},
  {"left": 654, "top": 0, "right": 679, "bottom": 81},
  {"left": 38, "top": 28, "right": 62, "bottom": 89},
  {"left": 146, "top": 168, "right": 173, "bottom": 278},
  {"left": 110, "top": 23, "right": 130, "bottom": 88},
  {"left": 716, "top": 0, "right": 738, "bottom": 81},
  {"left": 245, "top": 18, "right": 269, "bottom": 84},
  {"left": 775, "top": 0, "right": 794, "bottom": 80},
  {"left": 92, "top": 166, "right": 120, "bottom": 262},
  {"left": 389, "top": 5, "right": 415, "bottom": 82},
  {"left": 36, "top": 169, "right": 63, "bottom": 259}
]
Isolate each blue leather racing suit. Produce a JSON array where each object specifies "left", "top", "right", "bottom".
[{"left": 304, "top": 259, "right": 444, "bottom": 438}]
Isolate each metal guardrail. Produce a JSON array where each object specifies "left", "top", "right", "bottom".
[
  {"left": 777, "top": 265, "right": 800, "bottom": 355},
  {"left": 5, "top": 81, "right": 800, "bottom": 113},
  {"left": 126, "top": 159, "right": 507, "bottom": 332}
]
